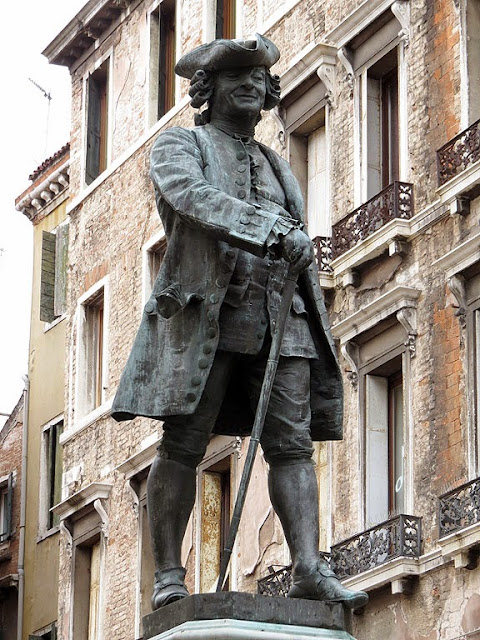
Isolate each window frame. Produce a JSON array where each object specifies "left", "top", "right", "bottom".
[
  {"left": 141, "top": 230, "right": 167, "bottom": 308},
  {"left": 82, "top": 52, "right": 113, "bottom": 188},
  {"left": 0, "top": 472, "right": 13, "bottom": 543},
  {"left": 194, "top": 437, "right": 239, "bottom": 594},
  {"left": 39, "top": 416, "right": 64, "bottom": 538},
  {"left": 147, "top": 0, "right": 180, "bottom": 127},
  {"left": 75, "top": 277, "right": 110, "bottom": 424},
  {"left": 360, "top": 347, "right": 406, "bottom": 527}
]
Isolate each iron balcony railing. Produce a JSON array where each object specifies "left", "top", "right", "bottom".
[
  {"left": 312, "top": 235, "right": 333, "bottom": 273},
  {"left": 331, "top": 181, "right": 414, "bottom": 260},
  {"left": 437, "top": 118, "right": 480, "bottom": 186},
  {"left": 439, "top": 477, "right": 480, "bottom": 538},
  {"left": 330, "top": 514, "right": 422, "bottom": 580},
  {"left": 258, "top": 514, "right": 422, "bottom": 594},
  {"left": 257, "top": 564, "right": 293, "bottom": 597}
]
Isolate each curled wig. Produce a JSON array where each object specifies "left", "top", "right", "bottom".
[{"left": 188, "top": 68, "right": 281, "bottom": 125}]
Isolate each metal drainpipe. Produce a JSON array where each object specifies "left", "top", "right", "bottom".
[{"left": 17, "top": 375, "right": 29, "bottom": 640}]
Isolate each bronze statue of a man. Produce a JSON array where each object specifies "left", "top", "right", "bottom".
[{"left": 112, "top": 34, "right": 368, "bottom": 611}]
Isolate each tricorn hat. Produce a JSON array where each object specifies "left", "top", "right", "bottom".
[{"left": 175, "top": 33, "right": 280, "bottom": 79}]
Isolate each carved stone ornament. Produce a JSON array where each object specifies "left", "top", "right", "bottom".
[
  {"left": 341, "top": 341, "right": 359, "bottom": 388},
  {"left": 127, "top": 479, "right": 140, "bottom": 519},
  {"left": 391, "top": 1, "right": 411, "bottom": 47},
  {"left": 448, "top": 274, "right": 467, "bottom": 328},
  {"left": 396, "top": 307, "right": 417, "bottom": 357},
  {"left": 94, "top": 498, "right": 110, "bottom": 539},
  {"left": 337, "top": 47, "right": 354, "bottom": 98},
  {"left": 317, "top": 59, "right": 336, "bottom": 108},
  {"left": 60, "top": 521, "right": 73, "bottom": 559}
]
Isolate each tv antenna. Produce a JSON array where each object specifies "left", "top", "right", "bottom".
[{"left": 28, "top": 78, "right": 52, "bottom": 158}]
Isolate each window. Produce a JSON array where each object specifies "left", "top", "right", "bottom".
[
  {"left": 215, "top": 0, "right": 236, "bottom": 39},
  {"left": 40, "top": 224, "right": 69, "bottom": 324},
  {"left": 149, "top": 1, "right": 176, "bottom": 124},
  {"left": 289, "top": 117, "right": 329, "bottom": 238},
  {"left": 330, "top": 3, "right": 409, "bottom": 205},
  {"left": 77, "top": 281, "right": 108, "bottom": 418},
  {"left": 461, "top": 0, "right": 480, "bottom": 124},
  {"left": 55, "top": 484, "right": 111, "bottom": 640},
  {"left": 144, "top": 235, "right": 167, "bottom": 302},
  {"left": 466, "top": 266, "right": 480, "bottom": 471},
  {"left": 0, "top": 473, "right": 13, "bottom": 543},
  {"left": 199, "top": 456, "right": 232, "bottom": 592},
  {"left": 363, "top": 49, "right": 399, "bottom": 199},
  {"left": 365, "top": 355, "right": 404, "bottom": 525},
  {"left": 40, "top": 419, "right": 63, "bottom": 533},
  {"left": 85, "top": 59, "right": 110, "bottom": 185},
  {"left": 279, "top": 45, "right": 337, "bottom": 242}
]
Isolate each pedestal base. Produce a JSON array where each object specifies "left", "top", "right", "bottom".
[{"left": 143, "top": 592, "right": 356, "bottom": 640}]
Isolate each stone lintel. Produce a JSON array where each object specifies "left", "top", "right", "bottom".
[{"left": 143, "top": 593, "right": 348, "bottom": 640}]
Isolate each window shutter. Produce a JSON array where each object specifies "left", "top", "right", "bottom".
[
  {"left": 54, "top": 224, "right": 69, "bottom": 317},
  {"left": 365, "top": 375, "right": 389, "bottom": 525},
  {"left": 40, "top": 231, "right": 56, "bottom": 323},
  {"left": 5, "top": 472, "right": 13, "bottom": 540},
  {"left": 86, "top": 75, "right": 101, "bottom": 185}
]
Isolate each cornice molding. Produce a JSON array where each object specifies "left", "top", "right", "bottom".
[{"left": 53, "top": 482, "right": 113, "bottom": 521}]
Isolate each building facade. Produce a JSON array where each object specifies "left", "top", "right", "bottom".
[
  {"left": 0, "top": 394, "right": 24, "bottom": 640},
  {"left": 29, "top": 0, "right": 480, "bottom": 638},
  {"left": 15, "top": 144, "right": 70, "bottom": 640}
]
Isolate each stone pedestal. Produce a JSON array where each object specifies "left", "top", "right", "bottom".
[{"left": 143, "top": 592, "right": 356, "bottom": 640}]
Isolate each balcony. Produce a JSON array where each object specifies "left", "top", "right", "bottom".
[
  {"left": 330, "top": 514, "right": 422, "bottom": 580},
  {"left": 312, "top": 235, "right": 333, "bottom": 274},
  {"left": 258, "top": 515, "right": 422, "bottom": 596},
  {"left": 437, "top": 119, "right": 480, "bottom": 187},
  {"left": 439, "top": 477, "right": 480, "bottom": 538},
  {"left": 331, "top": 182, "right": 415, "bottom": 260}
]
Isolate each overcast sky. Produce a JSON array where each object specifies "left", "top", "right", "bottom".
[{"left": 0, "top": 1, "right": 87, "bottom": 423}]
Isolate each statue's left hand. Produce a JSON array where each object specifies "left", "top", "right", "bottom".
[{"left": 279, "top": 228, "right": 314, "bottom": 273}]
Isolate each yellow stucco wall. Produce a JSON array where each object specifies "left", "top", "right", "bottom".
[{"left": 22, "top": 200, "right": 67, "bottom": 638}]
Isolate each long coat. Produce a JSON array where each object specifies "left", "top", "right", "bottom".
[{"left": 112, "top": 124, "right": 343, "bottom": 442}]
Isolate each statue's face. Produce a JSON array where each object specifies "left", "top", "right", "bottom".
[{"left": 211, "top": 66, "right": 267, "bottom": 120}]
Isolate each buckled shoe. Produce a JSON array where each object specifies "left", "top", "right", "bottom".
[{"left": 288, "top": 559, "right": 369, "bottom": 610}]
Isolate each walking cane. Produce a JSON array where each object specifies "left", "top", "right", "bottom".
[{"left": 216, "top": 263, "right": 298, "bottom": 592}]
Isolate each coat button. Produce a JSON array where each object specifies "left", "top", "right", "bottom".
[
  {"left": 198, "top": 358, "right": 209, "bottom": 369},
  {"left": 216, "top": 277, "right": 227, "bottom": 288},
  {"left": 186, "top": 392, "right": 197, "bottom": 402},
  {"left": 203, "top": 344, "right": 213, "bottom": 354},
  {"left": 235, "top": 177, "right": 246, "bottom": 186},
  {"left": 226, "top": 250, "right": 235, "bottom": 258},
  {"left": 240, "top": 215, "right": 250, "bottom": 225},
  {"left": 257, "top": 331, "right": 264, "bottom": 340},
  {"left": 207, "top": 327, "right": 217, "bottom": 338},
  {"left": 237, "top": 189, "right": 247, "bottom": 199},
  {"left": 237, "top": 164, "right": 247, "bottom": 173},
  {"left": 192, "top": 375, "right": 202, "bottom": 386},
  {"left": 236, "top": 150, "right": 247, "bottom": 160},
  {"left": 144, "top": 300, "right": 157, "bottom": 315},
  {"left": 210, "top": 293, "right": 218, "bottom": 304}
]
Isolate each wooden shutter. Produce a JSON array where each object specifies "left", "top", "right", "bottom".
[
  {"left": 5, "top": 472, "right": 13, "bottom": 541},
  {"left": 86, "top": 75, "right": 101, "bottom": 185},
  {"left": 40, "top": 231, "right": 56, "bottom": 323},
  {"left": 54, "top": 224, "right": 69, "bottom": 317}
]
